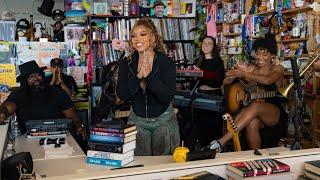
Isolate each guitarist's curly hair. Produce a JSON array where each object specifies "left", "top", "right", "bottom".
[{"left": 252, "top": 33, "right": 277, "bottom": 56}]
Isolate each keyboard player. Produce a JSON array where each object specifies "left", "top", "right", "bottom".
[{"left": 185, "top": 36, "right": 225, "bottom": 149}]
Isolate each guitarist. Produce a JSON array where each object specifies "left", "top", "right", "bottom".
[{"left": 210, "top": 34, "right": 288, "bottom": 152}]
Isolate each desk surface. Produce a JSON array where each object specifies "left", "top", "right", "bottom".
[
  {"left": 32, "top": 147, "right": 320, "bottom": 180},
  {"left": 14, "top": 133, "right": 85, "bottom": 160},
  {"left": 0, "top": 122, "right": 9, "bottom": 161}
]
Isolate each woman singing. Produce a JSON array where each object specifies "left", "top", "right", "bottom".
[
  {"left": 210, "top": 34, "right": 287, "bottom": 151},
  {"left": 117, "top": 18, "right": 179, "bottom": 155}
]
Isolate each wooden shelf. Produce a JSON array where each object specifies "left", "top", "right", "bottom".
[
  {"left": 224, "top": 33, "right": 241, "bottom": 37},
  {"left": 87, "top": 14, "right": 195, "bottom": 19},
  {"left": 283, "top": 54, "right": 308, "bottom": 59},
  {"left": 253, "top": 10, "right": 276, "bottom": 16},
  {"left": 282, "top": 38, "right": 308, "bottom": 43},
  {"left": 282, "top": 6, "right": 312, "bottom": 14},
  {"left": 224, "top": 20, "right": 241, "bottom": 25},
  {"left": 93, "top": 40, "right": 194, "bottom": 43},
  {"left": 223, "top": 0, "right": 237, "bottom": 2}
]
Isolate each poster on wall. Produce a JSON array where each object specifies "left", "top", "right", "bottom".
[
  {"left": 17, "top": 42, "right": 61, "bottom": 68},
  {"left": 0, "top": 64, "right": 16, "bottom": 87},
  {"left": 0, "top": 42, "right": 15, "bottom": 64},
  {"left": 38, "top": 43, "right": 61, "bottom": 67},
  {"left": 0, "top": 21, "right": 15, "bottom": 42}
]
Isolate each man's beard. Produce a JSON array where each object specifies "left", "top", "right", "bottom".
[{"left": 29, "top": 81, "right": 48, "bottom": 94}]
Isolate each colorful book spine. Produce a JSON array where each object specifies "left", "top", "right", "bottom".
[
  {"left": 86, "top": 156, "right": 133, "bottom": 167},
  {"left": 91, "top": 131, "right": 126, "bottom": 137},
  {"left": 88, "top": 140, "right": 136, "bottom": 153},
  {"left": 87, "top": 150, "right": 134, "bottom": 160},
  {"left": 90, "top": 134, "right": 125, "bottom": 144}
]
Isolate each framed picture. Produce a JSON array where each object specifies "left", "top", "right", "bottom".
[
  {"left": 64, "top": 26, "right": 85, "bottom": 42},
  {"left": 172, "top": 0, "right": 196, "bottom": 17}
]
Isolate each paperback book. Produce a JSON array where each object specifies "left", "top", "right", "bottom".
[
  {"left": 87, "top": 156, "right": 134, "bottom": 167},
  {"left": 305, "top": 160, "right": 320, "bottom": 176}
]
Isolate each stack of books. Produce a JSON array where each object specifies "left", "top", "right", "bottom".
[
  {"left": 303, "top": 160, "right": 320, "bottom": 179},
  {"left": 226, "top": 159, "right": 292, "bottom": 179},
  {"left": 25, "top": 118, "right": 69, "bottom": 139},
  {"left": 86, "top": 123, "right": 137, "bottom": 167}
]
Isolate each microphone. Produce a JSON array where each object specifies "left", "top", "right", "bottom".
[{"left": 39, "top": 138, "right": 65, "bottom": 146}]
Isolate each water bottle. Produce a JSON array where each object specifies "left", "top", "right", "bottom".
[
  {"left": 11, "top": 118, "right": 21, "bottom": 139},
  {"left": 3, "top": 143, "right": 15, "bottom": 159}
]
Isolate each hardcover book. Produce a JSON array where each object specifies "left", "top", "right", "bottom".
[
  {"left": 89, "top": 134, "right": 136, "bottom": 144},
  {"left": 305, "top": 160, "right": 320, "bottom": 176},
  {"left": 172, "top": 171, "right": 225, "bottom": 180},
  {"left": 90, "top": 130, "right": 138, "bottom": 138},
  {"left": 227, "top": 159, "right": 290, "bottom": 177},
  {"left": 87, "top": 150, "right": 134, "bottom": 160},
  {"left": 92, "top": 124, "right": 136, "bottom": 134},
  {"left": 304, "top": 170, "right": 320, "bottom": 180},
  {"left": 227, "top": 169, "right": 294, "bottom": 179},
  {"left": 88, "top": 140, "right": 136, "bottom": 153}
]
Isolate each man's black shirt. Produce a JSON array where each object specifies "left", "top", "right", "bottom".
[
  {"left": 5, "top": 86, "right": 74, "bottom": 133},
  {"left": 44, "top": 74, "right": 78, "bottom": 94}
]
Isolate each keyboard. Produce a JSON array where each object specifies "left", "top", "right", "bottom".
[
  {"left": 176, "top": 69, "right": 203, "bottom": 77},
  {"left": 174, "top": 91, "right": 225, "bottom": 112}
]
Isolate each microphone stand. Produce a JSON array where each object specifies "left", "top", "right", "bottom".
[{"left": 290, "top": 57, "right": 303, "bottom": 150}]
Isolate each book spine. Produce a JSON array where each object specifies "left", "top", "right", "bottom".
[
  {"left": 90, "top": 131, "right": 125, "bottom": 138},
  {"left": 87, "top": 150, "right": 133, "bottom": 160},
  {"left": 92, "top": 127, "right": 124, "bottom": 133},
  {"left": 88, "top": 142, "right": 123, "bottom": 153},
  {"left": 28, "top": 131, "right": 67, "bottom": 136},
  {"left": 87, "top": 157, "right": 121, "bottom": 167},
  {"left": 90, "top": 134, "right": 124, "bottom": 144}
]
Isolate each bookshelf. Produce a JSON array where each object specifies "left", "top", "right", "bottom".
[
  {"left": 88, "top": 16, "right": 196, "bottom": 66},
  {"left": 87, "top": 2, "right": 198, "bottom": 121}
]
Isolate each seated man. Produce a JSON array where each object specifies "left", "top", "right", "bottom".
[
  {"left": 45, "top": 58, "right": 78, "bottom": 97},
  {"left": 0, "top": 61, "right": 86, "bottom": 139}
]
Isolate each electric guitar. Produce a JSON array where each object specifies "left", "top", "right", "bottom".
[
  {"left": 225, "top": 79, "right": 277, "bottom": 114},
  {"left": 222, "top": 113, "right": 241, "bottom": 152}
]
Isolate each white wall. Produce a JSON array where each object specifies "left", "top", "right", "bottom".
[{"left": 0, "top": 0, "right": 64, "bottom": 33}]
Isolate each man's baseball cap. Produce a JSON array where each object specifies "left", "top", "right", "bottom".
[{"left": 50, "top": 58, "right": 63, "bottom": 67}]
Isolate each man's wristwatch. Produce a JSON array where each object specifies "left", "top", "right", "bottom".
[{"left": 74, "top": 121, "right": 84, "bottom": 129}]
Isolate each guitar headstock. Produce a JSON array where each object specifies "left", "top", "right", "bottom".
[{"left": 222, "top": 113, "right": 239, "bottom": 133}]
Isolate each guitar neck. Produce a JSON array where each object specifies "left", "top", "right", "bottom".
[{"left": 250, "top": 91, "right": 277, "bottom": 100}]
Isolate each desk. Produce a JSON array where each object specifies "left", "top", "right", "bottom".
[
  {"left": 14, "top": 133, "right": 85, "bottom": 160},
  {"left": 7, "top": 129, "right": 320, "bottom": 179}
]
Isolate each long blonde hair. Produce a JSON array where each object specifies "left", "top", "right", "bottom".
[{"left": 128, "top": 17, "right": 166, "bottom": 60}]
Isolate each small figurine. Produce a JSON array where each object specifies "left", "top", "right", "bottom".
[
  {"left": 139, "top": 0, "right": 152, "bottom": 16},
  {"left": 51, "top": 9, "right": 65, "bottom": 42},
  {"left": 15, "top": 19, "right": 30, "bottom": 41}
]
